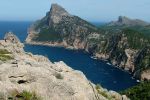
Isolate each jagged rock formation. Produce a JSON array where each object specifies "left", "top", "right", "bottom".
[
  {"left": 49, "top": 4, "right": 72, "bottom": 24},
  {"left": 108, "top": 16, "right": 149, "bottom": 26},
  {"left": 26, "top": 4, "right": 150, "bottom": 81},
  {"left": 0, "top": 32, "right": 129, "bottom": 100},
  {"left": 26, "top": 3, "right": 99, "bottom": 49}
]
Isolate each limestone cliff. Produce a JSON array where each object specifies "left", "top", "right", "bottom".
[
  {"left": 0, "top": 32, "right": 129, "bottom": 100},
  {"left": 26, "top": 3, "right": 99, "bottom": 49},
  {"left": 26, "top": 4, "right": 150, "bottom": 81}
]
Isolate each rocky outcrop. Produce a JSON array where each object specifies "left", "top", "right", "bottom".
[
  {"left": 1, "top": 32, "right": 24, "bottom": 54},
  {"left": 49, "top": 4, "right": 72, "bottom": 25},
  {"left": 124, "top": 49, "right": 137, "bottom": 72},
  {"left": 141, "top": 69, "right": 150, "bottom": 81},
  {"left": 108, "top": 16, "right": 149, "bottom": 26},
  {"left": 26, "top": 3, "right": 98, "bottom": 49},
  {"left": 1, "top": 32, "right": 129, "bottom": 100}
]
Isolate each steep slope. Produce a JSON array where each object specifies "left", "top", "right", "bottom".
[
  {"left": 0, "top": 32, "right": 129, "bottom": 100},
  {"left": 100, "top": 16, "right": 150, "bottom": 35},
  {"left": 26, "top": 4, "right": 150, "bottom": 81},
  {"left": 94, "top": 29, "right": 150, "bottom": 77},
  {"left": 26, "top": 4, "right": 100, "bottom": 49}
]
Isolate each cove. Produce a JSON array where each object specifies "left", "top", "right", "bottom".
[{"left": 0, "top": 21, "right": 137, "bottom": 91}]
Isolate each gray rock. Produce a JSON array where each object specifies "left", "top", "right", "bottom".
[
  {"left": 49, "top": 3, "right": 71, "bottom": 24},
  {"left": 108, "top": 16, "right": 149, "bottom": 26},
  {"left": 4, "top": 32, "right": 20, "bottom": 43}
]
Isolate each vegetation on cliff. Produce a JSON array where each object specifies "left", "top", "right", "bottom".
[
  {"left": 5, "top": 90, "right": 41, "bottom": 100},
  {"left": 121, "top": 81, "right": 150, "bottom": 100},
  {"left": 0, "top": 49, "right": 12, "bottom": 61},
  {"left": 34, "top": 27, "right": 62, "bottom": 42}
]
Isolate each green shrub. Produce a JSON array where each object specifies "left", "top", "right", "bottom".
[
  {"left": 95, "top": 84, "right": 102, "bottom": 90},
  {"left": 55, "top": 73, "right": 63, "bottom": 79},
  {"left": 123, "top": 28, "right": 150, "bottom": 49},
  {"left": 34, "top": 27, "right": 62, "bottom": 42},
  {"left": 96, "top": 84, "right": 110, "bottom": 99},
  {"left": 120, "top": 81, "right": 150, "bottom": 100},
  {"left": 8, "top": 90, "right": 41, "bottom": 100},
  {"left": 0, "top": 49, "right": 11, "bottom": 54},
  {"left": 0, "top": 49, "right": 12, "bottom": 61}
]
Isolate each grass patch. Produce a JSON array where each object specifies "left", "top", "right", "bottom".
[
  {"left": 0, "top": 54, "right": 12, "bottom": 61},
  {"left": 95, "top": 84, "right": 113, "bottom": 100},
  {"left": 95, "top": 84, "right": 102, "bottom": 90},
  {"left": 8, "top": 90, "right": 41, "bottom": 100},
  {"left": 0, "top": 49, "right": 12, "bottom": 61},
  {"left": 0, "top": 49, "right": 11, "bottom": 54}
]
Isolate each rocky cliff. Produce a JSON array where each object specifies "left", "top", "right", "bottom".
[
  {"left": 1, "top": 32, "right": 129, "bottom": 100},
  {"left": 26, "top": 4, "right": 99, "bottom": 49},
  {"left": 26, "top": 4, "right": 150, "bottom": 81}
]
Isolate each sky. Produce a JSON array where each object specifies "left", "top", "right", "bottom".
[{"left": 0, "top": 0, "right": 150, "bottom": 22}]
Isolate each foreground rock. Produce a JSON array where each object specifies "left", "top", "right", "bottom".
[{"left": 0, "top": 32, "right": 129, "bottom": 100}]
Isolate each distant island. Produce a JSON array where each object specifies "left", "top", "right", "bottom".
[{"left": 26, "top": 4, "right": 150, "bottom": 82}]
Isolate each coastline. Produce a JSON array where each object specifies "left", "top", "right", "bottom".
[
  {"left": 2, "top": 32, "right": 129, "bottom": 100},
  {"left": 25, "top": 40, "right": 137, "bottom": 78}
]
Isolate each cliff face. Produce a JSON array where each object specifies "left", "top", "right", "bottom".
[
  {"left": 26, "top": 4, "right": 150, "bottom": 80},
  {"left": 1, "top": 32, "right": 129, "bottom": 100},
  {"left": 49, "top": 4, "right": 71, "bottom": 25},
  {"left": 26, "top": 3, "right": 99, "bottom": 49}
]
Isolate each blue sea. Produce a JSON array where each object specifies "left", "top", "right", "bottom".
[{"left": 0, "top": 21, "right": 138, "bottom": 91}]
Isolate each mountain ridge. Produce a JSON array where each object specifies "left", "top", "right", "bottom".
[
  {"left": 26, "top": 3, "right": 150, "bottom": 81},
  {"left": 107, "top": 16, "right": 149, "bottom": 27}
]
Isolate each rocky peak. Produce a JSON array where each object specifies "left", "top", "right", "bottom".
[
  {"left": 2, "top": 32, "right": 24, "bottom": 53},
  {"left": 118, "top": 16, "right": 131, "bottom": 23},
  {"left": 50, "top": 4, "right": 69, "bottom": 16},
  {"left": 49, "top": 3, "right": 71, "bottom": 25},
  {"left": 108, "top": 16, "right": 149, "bottom": 26},
  {"left": 4, "top": 32, "right": 20, "bottom": 43}
]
